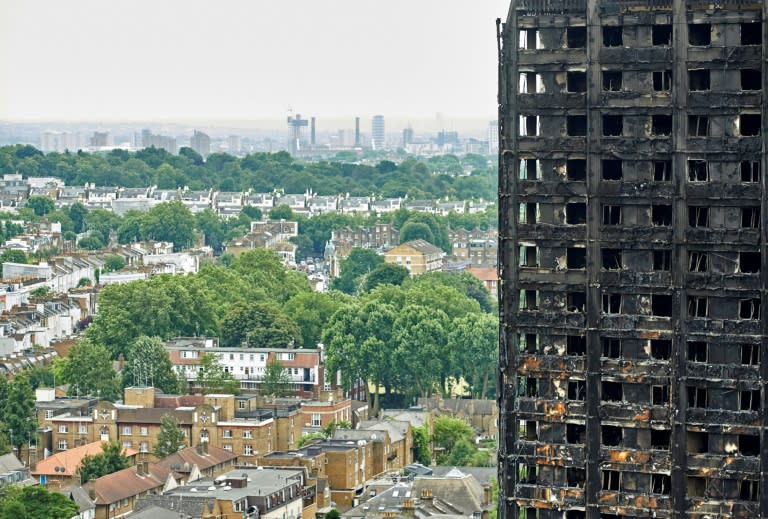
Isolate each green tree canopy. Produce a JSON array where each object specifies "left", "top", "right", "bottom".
[
  {"left": 196, "top": 353, "right": 239, "bottom": 395},
  {"left": 399, "top": 221, "right": 435, "bottom": 245},
  {"left": 25, "top": 196, "right": 54, "bottom": 217},
  {"left": 2, "top": 373, "right": 37, "bottom": 455},
  {"left": 283, "top": 291, "right": 349, "bottom": 348},
  {"left": 268, "top": 204, "right": 294, "bottom": 221},
  {"left": 141, "top": 201, "right": 196, "bottom": 251},
  {"left": 392, "top": 304, "right": 450, "bottom": 398},
  {"left": 322, "top": 299, "right": 398, "bottom": 416},
  {"left": 67, "top": 202, "right": 88, "bottom": 233},
  {"left": 448, "top": 313, "right": 498, "bottom": 399},
  {"left": 412, "top": 424, "right": 431, "bottom": 465},
  {"left": 153, "top": 413, "right": 187, "bottom": 458},
  {"left": 0, "top": 485, "right": 79, "bottom": 519},
  {"left": 220, "top": 302, "right": 302, "bottom": 349},
  {"left": 78, "top": 441, "right": 130, "bottom": 482},
  {"left": 121, "top": 336, "right": 182, "bottom": 394},
  {"left": 260, "top": 358, "right": 293, "bottom": 399},
  {"left": 432, "top": 416, "right": 474, "bottom": 453},
  {"left": 103, "top": 255, "right": 126, "bottom": 272},
  {"left": 59, "top": 340, "right": 121, "bottom": 400},
  {"left": 0, "top": 249, "right": 27, "bottom": 266},
  {"left": 330, "top": 248, "right": 383, "bottom": 294},
  {"left": 362, "top": 263, "right": 409, "bottom": 292},
  {"left": 86, "top": 275, "right": 217, "bottom": 358}
]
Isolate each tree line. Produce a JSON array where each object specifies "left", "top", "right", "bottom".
[
  {"left": 50, "top": 248, "right": 496, "bottom": 412},
  {"left": 0, "top": 145, "right": 496, "bottom": 201}
]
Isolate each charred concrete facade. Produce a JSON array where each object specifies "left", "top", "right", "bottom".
[{"left": 498, "top": 1, "right": 768, "bottom": 518}]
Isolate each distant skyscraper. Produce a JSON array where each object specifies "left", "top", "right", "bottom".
[
  {"left": 371, "top": 115, "right": 385, "bottom": 150},
  {"left": 402, "top": 126, "right": 414, "bottom": 147},
  {"left": 190, "top": 130, "right": 211, "bottom": 157},
  {"left": 227, "top": 135, "right": 241, "bottom": 155},
  {"left": 437, "top": 130, "right": 459, "bottom": 148},
  {"left": 141, "top": 128, "right": 152, "bottom": 148},
  {"left": 89, "top": 131, "right": 111, "bottom": 148},
  {"left": 488, "top": 120, "right": 499, "bottom": 154},
  {"left": 355, "top": 117, "right": 361, "bottom": 147},
  {"left": 40, "top": 132, "right": 58, "bottom": 153}
]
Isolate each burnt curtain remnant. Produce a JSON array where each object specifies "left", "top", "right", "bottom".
[{"left": 497, "top": 1, "right": 768, "bottom": 518}]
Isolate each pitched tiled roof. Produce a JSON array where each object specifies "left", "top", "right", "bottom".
[
  {"left": 86, "top": 464, "right": 175, "bottom": 505},
  {"left": 156, "top": 445, "right": 237, "bottom": 473},
  {"left": 33, "top": 441, "right": 138, "bottom": 477}
]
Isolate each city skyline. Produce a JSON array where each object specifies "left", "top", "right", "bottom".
[{"left": 0, "top": 0, "right": 509, "bottom": 123}]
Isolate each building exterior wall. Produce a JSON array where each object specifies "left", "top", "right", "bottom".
[{"left": 498, "top": 2, "right": 767, "bottom": 519}]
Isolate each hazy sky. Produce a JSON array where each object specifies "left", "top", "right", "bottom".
[{"left": 0, "top": 1, "right": 509, "bottom": 125}]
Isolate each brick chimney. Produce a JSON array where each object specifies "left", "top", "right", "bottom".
[{"left": 483, "top": 483, "right": 492, "bottom": 506}]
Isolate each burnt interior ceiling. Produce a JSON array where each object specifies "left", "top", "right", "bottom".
[{"left": 497, "top": 1, "right": 768, "bottom": 518}]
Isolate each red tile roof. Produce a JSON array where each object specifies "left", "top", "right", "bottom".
[
  {"left": 86, "top": 463, "right": 176, "bottom": 505},
  {"left": 33, "top": 441, "right": 138, "bottom": 478},
  {"left": 155, "top": 445, "right": 237, "bottom": 473}
]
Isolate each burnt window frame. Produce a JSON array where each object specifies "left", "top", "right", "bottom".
[
  {"left": 651, "top": 115, "right": 673, "bottom": 137},
  {"left": 687, "top": 386, "right": 708, "bottom": 408},
  {"left": 688, "top": 115, "right": 709, "bottom": 137},
  {"left": 688, "top": 251, "right": 708, "bottom": 272},
  {"left": 654, "top": 160, "right": 671, "bottom": 181},
  {"left": 602, "top": 70, "right": 623, "bottom": 92},
  {"left": 652, "top": 70, "right": 672, "bottom": 92},
  {"left": 687, "top": 160, "right": 709, "bottom": 182},
  {"left": 601, "top": 248, "right": 622, "bottom": 270},
  {"left": 602, "top": 204, "right": 622, "bottom": 225},
  {"left": 653, "top": 250, "right": 672, "bottom": 271},
  {"left": 740, "top": 160, "right": 760, "bottom": 183},
  {"left": 601, "top": 337, "right": 622, "bottom": 359},
  {"left": 687, "top": 296, "right": 708, "bottom": 318},
  {"left": 602, "top": 293, "right": 622, "bottom": 315}
]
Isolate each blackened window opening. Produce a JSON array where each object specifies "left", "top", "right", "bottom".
[
  {"left": 602, "top": 159, "right": 622, "bottom": 180},
  {"left": 567, "top": 115, "right": 587, "bottom": 136},
  {"left": 567, "top": 27, "right": 586, "bottom": 48},
  {"left": 653, "top": 24, "right": 672, "bottom": 46},
  {"left": 688, "top": 24, "right": 711, "bottom": 46},
  {"left": 652, "top": 205, "right": 672, "bottom": 226},
  {"left": 603, "top": 26, "right": 623, "bottom": 47},
  {"left": 603, "top": 115, "right": 623, "bottom": 136},
  {"left": 567, "top": 71, "right": 587, "bottom": 93},
  {"left": 741, "top": 22, "right": 761, "bottom": 45},
  {"left": 603, "top": 71, "right": 622, "bottom": 91},
  {"left": 567, "top": 159, "right": 587, "bottom": 181}
]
